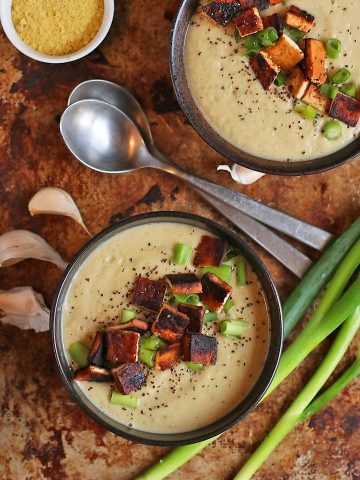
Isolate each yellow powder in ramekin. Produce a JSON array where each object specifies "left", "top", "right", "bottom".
[{"left": 12, "top": 0, "right": 104, "bottom": 56}]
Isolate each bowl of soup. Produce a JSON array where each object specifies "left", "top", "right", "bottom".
[
  {"left": 51, "top": 212, "right": 282, "bottom": 445},
  {"left": 170, "top": 0, "right": 360, "bottom": 175}
]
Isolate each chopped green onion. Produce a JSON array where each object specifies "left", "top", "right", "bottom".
[
  {"left": 322, "top": 120, "right": 342, "bottom": 140},
  {"left": 340, "top": 82, "right": 357, "bottom": 98},
  {"left": 184, "top": 362, "right": 203, "bottom": 372},
  {"left": 224, "top": 246, "right": 242, "bottom": 262},
  {"left": 294, "top": 99, "right": 306, "bottom": 114},
  {"left": 201, "top": 264, "right": 232, "bottom": 283},
  {"left": 245, "top": 49, "right": 259, "bottom": 57},
  {"left": 236, "top": 259, "right": 247, "bottom": 286},
  {"left": 320, "top": 83, "right": 338, "bottom": 99},
  {"left": 234, "top": 27, "right": 241, "bottom": 42},
  {"left": 69, "top": 341, "right": 89, "bottom": 368},
  {"left": 140, "top": 335, "right": 167, "bottom": 350},
  {"left": 287, "top": 27, "right": 305, "bottom": 42},
  {"left": 329, "top": 86, "right": 339, "bottom": 100},
  {"left": 332, "top": 68, "right": 351, "bottom": 84},
  {"left": 258, "top": 27, "right": 278, "bottom": 47},
  {"left": 275, "top": 72, "right": 287, "bottom": 87},
  {"left": 204, "top": 312, "right": 218, "bottom": 323},
  {"left": 224, "top": 298, "right": 235, "bottom": 313},
  {"left": 173, "top": 293, "right": 200, "bottom": 305},
  {"left": 110, "top": 391, "right": 138, "bottom": 409},
  {"left": 139, "top": 348, "right": 156, "bottom": 368},
  {"left": 243, "top": 34, "right": 260, "bottom": 50},
  {"left": 121, "top": 309, "right": 137, "bottom": 323},
  {"left": 326, "top": 38, "right": 342, "bottom": 59},
  {"left": 294, "top": 100, "right": 318, "bottom": 121},
  {"left": 220, "top": 319, "right": 249, "bottom": 337},
  {"left": 173, "top": 243, "right": 193, "bottom": 265}
]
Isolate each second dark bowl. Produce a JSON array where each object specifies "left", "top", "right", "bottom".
[{"left": 169, "top": 0, "right": 360, "bottom": 175}]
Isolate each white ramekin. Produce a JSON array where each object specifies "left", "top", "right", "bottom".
[{"left": 0, "top": 0, "right": 114, "bottom": 63}]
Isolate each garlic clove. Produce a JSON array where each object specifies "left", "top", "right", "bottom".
[
  {"left": 0, "top": 230, "right": 67, "bottom": 270},
  {"left": 29, "top": 187, "right": 91, "bottom": 236},
  {"left": 0, "top": 287, "right": 49, "bottom": 332},
  {"left": 217, "top": 164, "right": 265, "bottom": 185}
]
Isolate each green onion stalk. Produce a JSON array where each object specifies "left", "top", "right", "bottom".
[
  {"left": 134, "top": 221, "right": 360, "bottom": 480},
  {"left": 235, "top": 308, "right": 360, "bottom": 479}
]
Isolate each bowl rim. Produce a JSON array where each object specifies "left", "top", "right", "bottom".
[
  {"left": 51, "top": 211, "right": 283, "bottom": 446},
  {"left": 0, "top": 0, "right": 114, "bottom": 64},
  {"left": 169, "top": 0, "right": 360, "bottom": 176}
]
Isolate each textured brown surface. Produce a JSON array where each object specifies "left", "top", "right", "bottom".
[{"left": 0, "top": 1, "right": 359, "bottom": 479}]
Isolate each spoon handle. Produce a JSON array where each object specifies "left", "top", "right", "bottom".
[{"left": 148, "top": 155, "right": 333, "bottom": 251}]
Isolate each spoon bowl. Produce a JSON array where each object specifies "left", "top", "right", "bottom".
[{"left": 60, "top": 99, "right": 145, "bottom": 173}]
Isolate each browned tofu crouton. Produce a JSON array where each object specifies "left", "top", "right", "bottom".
[
  {"left": 329, "top": 92, "right": 360, "bottom": 127},
  {"left": 154, "top": 343, "right": 182, "bottom": 371},
  {"left": 74, "top": 365, "right": 112, "bottom": 382},
  {"left": 265, "top": 34, "right": 304, "bottom": 71},
  {"left": 151, "top": 304, "right": 190, "bottom": 343},
  {"left": 200, "top": 272, "right": 232, "bottom": 312},
  {"left": 262, "top": 13, "right": 284, "bottom": 35},
  {"left": 285, "top": 6, "right": 315, "bottom": 33},
  {"left": 202, "top": 2, "right": 241, "bottom": 26},
  {"left": 183, "top": 334, "right": 217, "bottom": 365},
  {"left": 288, "top": 66, "right": 310, "bottom": 99},
  {"left": 269, "top": 0, "right": 283, "bottom": 4},
  {"left": 302, "top": 84, "right": 330, "bottom": 114},
  {"left": 234, "top": 7, "right": 264, "bottom": 37},
  {"left": 304, "top": 39, "right": 327, "bottom": 85},
  {"left": 249, "top": 51, "right": 280, "bottom": 90},
  {"left": 88, "top": 331, "right": 107, "bottom": 367},
  {"left": 237, "top": 0, "right": 270, "bottom": 10},
  {"left": 177, "top": 303, "right": 204, "bottom": 333},
  {"left": 112, "top": 362, "right": 146, "bottom": 394},
  {"left": 132, "top": 276, "right": 166, "bottom": 312},
  {"left": 165, "top": 273, "right": 202, "bottom": 295},
  {"left": 106, "top": 328, "right": 140, "bottom": 364},
  {"left": 118, "top": 319, "right": 149, "bottom": 334},
  {"left": 193, "top": 235, "right": 227, "bottom": 267}
]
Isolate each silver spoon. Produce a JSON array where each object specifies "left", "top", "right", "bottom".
[
  {"left": 67, "top": 80, "right": 333, "bottom": 253},
  {"left": 61, "top": 99, "right": 314, "bottom": 276}
]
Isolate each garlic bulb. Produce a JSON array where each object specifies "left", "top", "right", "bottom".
[
  {"left": 0, "top": 230, "right": 67, "bottom": 269},
  {"left": 217, "top": 164, "right": 265, "bottom": 185},
  {"left": 0, "top": 287, "right": 49, "bottom": 332},
  {"left": 29, "top": 187, "right": 91, "bottom": 236}
]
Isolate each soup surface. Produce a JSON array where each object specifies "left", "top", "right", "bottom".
[
  {"left": 185, "top": 0, "right": 360, "bottom": 162},
  {"left": 63, "top": 222, "right": 270, "bottom": 434}
]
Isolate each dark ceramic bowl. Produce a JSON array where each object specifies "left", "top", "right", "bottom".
[
  {"left": 51, "top": 212, "right": 283, "bottom": 446},
  {"left": 169, "top": 0, "right": 360, "bottom": 175}
]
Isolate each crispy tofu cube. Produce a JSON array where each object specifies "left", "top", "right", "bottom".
[
  {"left": 285, "top": 6, "right": 315, "bottom": 33},
  {"left": 88, "top": 331, "right": 107, "bottom": 367},
  {"left": 112, "top": 362, "right": 146, "bottom": 394},
  {"left": 234, "top": 7, "right": 264, "bottom": 37},
  {"left": 302, "top": 84, "right": 330, "bottom": 114},
  {"left": 262, "top": 13, "right": 284, "bottom": 35},
  {"left": 269, "top": 0, "right": 283, "bottom": 4},
  {"left": 201, "top": 2, "right": 241, "bottom": 26},
  {"left": 178, "top": 303, "right": 204, "bottom": 333},
  {"left": 165, "top": 273, "right": 202, "bottom": 294},
  {"left": 304, "top": 39, "right": 327, "bottom": 85},
  {"left": 249, "top": 51, "right": 280, "bottom": 90},
  {"left": 118, "top": 319, "right": 149, "bottom": 334},
  {"left": 151, "top": 304, "right": 190, "bottom": 343},
  {"left": 154, "top": 343, "right": 182, "bottom": 371},
  {"left": 288, "top": 66, "right": 310, "bottom": 99},
  {"left": 193, "top": 235, "right": 227, "bottom": 267},
  {"left": 200, "top": 272, "right": 232, "bottom": 312},
  {"left": 132, "top": 276, "right": 166, "bottom": 312},
  {"left": 265, "top": 34, "right": 304, "bottom": 71},
  {"left": 329, "top": 92, "right": 360, "bottom": 127},
  {"left": 106, "top": 328, "right": 140, "bottom": 364},
  {"left": 74, "top": 365, "right": 112, "bottom": 382},
  {"left": 237, "top": 0, "right": 270, "bottom": 10},
  {"left": 183, "top": 334, "right": 217, "bottom": 365}
]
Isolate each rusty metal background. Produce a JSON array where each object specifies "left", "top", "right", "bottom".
[{"left": 0, "top": 1, "right": 359, "bottom": 479}]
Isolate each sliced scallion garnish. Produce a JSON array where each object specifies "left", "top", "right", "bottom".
[
  {"left": 201, "top": 264, "right": 232, "bottom": 282},
  {"left": 139, "top": 348, "right": 156, "bottom": 368},
  {"left": 204, "top": 312, "right": 218, "bottom": 323},
  {"left": 224, "top": 298, "right": 235, "bottom": 313},
  {"left": 140, "top": 335, "right": 167, "bottom": 351},
  {"left": 332, "top": 68, "right": 351, "bottom": 84},
  {"left": 234, "top": 27, "right": 241, "bottom": 42},
  {"left": 340, "top": 83, "right": 357, "bottom": 98},
  {"left": 236, "top": 259, "right": 247, "bottom": 286},
  {"left": 69, "top": 341, "right": 89, "bottom": 368},
  {"left": 110, "top": 391, "right": 138, "bottom": 409},
  {"left": 322, "top": 120, "right": 342, "bottom": 140},
  {"left": 275, "top": 72, "right": 287, "bottom": 87},
  {"left": 326, "top": 38, "right": 342, "bottom": 59},
  {"left": 173, "top": 293, "right": 200, "bottom": 305},
  {"left": 173, "top": 243, "right": 193, "bottom": 265},
  {"left": 287, "top": 27, "right": 305, "bottom": 42},
  {"left": 258, "top": 27, "right": 278, "bottom": 47},
  {"left": 220, "top": 319, "right": 249, "bottom": 338},
  {"left": 121, "top": 309, "right": 137, "bottom": 323},
  {"left": 224, "top": 246, "right": 242, "bottom": 262},
  {"left": 243, "top": 33, "right": 260, "bottom": 50},
  {"left": 184, "top": 362, "right": 203, "bottom": 372}
]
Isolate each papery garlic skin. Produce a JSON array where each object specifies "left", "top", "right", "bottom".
[
  {"left": 29, "top": 187, "right": 91, "bottom": 236},
  {"left": 0, "top": 230, "right": 67, "bottom": 270},
  {"left": 0, "top": 287, "right": 49, "bottom": 332},
  {"left": 217, "top": 165, "right": 265, "bottom": 185}
]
